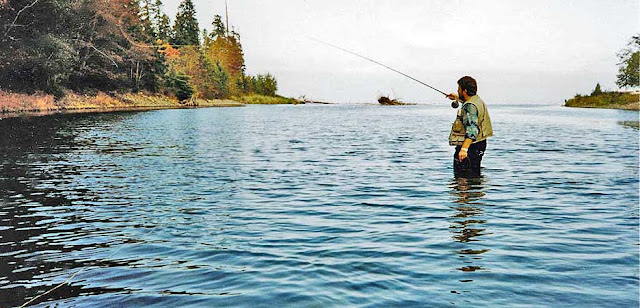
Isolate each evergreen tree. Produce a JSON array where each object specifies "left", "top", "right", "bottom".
[
  {"left": 157, "top": 14, "right": 173, "bottom": 43},
  {"left": 151, "top": 0, "right": 164, "bottom": 31},
  {"left": 172, "top": 0, "right": 199, "bottom": 46},
  {"left": 202, "top": 29, "right": 211, "bottom": 47},
  {"left": 591, "top": 83, "right": 602, "bottom": 95},
  {"left": 139, "top": 0, "right": 156, "bottom": 39},
  {"left": 210, "top": 15, "right": 226, "bottom": 39}
]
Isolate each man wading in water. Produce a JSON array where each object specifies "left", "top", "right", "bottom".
[{"left": 446, "top": 76, "right": 493, "bottom": 177}]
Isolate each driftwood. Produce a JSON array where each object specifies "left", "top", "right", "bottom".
[{"left": 378, "top": 96, "right": 413, "bottom": 105}]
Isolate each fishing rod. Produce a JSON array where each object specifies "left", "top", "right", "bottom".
[{"left": 309, "top": 37, "right": 460, "bottom": 108}]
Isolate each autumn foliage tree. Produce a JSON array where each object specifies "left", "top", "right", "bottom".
[{"left": 0, "top": 0, "right": 279, "bottom": 101}]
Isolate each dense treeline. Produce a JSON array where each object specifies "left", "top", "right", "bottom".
[{"left": 0, "top": 0, "right": 278, "bottom": 101}]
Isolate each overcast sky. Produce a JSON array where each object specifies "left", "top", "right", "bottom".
[{"left": 163, "top": 0, "right": 639, "bottom": 104}]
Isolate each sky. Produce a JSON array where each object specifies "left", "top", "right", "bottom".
[{"left": 162, "top": 0, "right": 639, "bottom": 104}]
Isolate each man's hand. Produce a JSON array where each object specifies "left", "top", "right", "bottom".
[
  {"left": 458, "top": 138, "right": 473, "bottom": 161},
  {"left": 458, "top": 148, "right": 468, "bottom": 161},
  {"left": 446, "top": 93, "right": 459, "bottom": 101}
]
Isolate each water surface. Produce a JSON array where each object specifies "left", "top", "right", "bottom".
[{"left": 1, "top": 104, "right": 638, "bottom": 307}]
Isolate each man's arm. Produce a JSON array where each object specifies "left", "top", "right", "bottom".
[
  {"left": 458, "top": 104, "right": 479, "bottom": 161},
  {"left": 458, "top": 138, "right": 473, "bottom": 161},
  {"left": 446, "top": 93, "right": 460, "bottom": 101}
]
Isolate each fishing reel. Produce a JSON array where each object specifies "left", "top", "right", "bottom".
[{"left": 445, "top": 94, "right": 461, "bottom": 108}]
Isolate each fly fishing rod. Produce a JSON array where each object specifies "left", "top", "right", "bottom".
[{"left": 309, "top": 37, "right": 460, "bottom": 108}]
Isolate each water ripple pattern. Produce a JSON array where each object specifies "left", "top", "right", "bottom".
[{"left": 0, "top": 104, "right": 638, "bottom": 307}]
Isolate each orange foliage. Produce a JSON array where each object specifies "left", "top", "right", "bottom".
[
  {"left": 167, "top": 46, "right": 202, "bottom": 78},
  {"left": 159, "top": 42, "right": 180, "bottom": 59},
  {"left": 204, "top": 36, "right": 244, "bottom": 77}
]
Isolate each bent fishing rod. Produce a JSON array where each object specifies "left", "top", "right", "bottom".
[{"left": 309, "top": 37, "right": 460, "bottom": 108}]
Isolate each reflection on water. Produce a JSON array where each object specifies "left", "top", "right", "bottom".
[
  {"left": 449, "top": 176, "right": 489, "bottom": 275},
  {"left": 618, "top": 120, "right": 639, "bottom": 129}
]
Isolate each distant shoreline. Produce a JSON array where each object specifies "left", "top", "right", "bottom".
[
  {"left": 564, "top": 91, "right": 639, "bottom": 111},
  {"left": 0, "top": 91, "right": 305, "bottom": 119}
]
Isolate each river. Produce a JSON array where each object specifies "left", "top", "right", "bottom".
[{"left": 1, "top": 104, "right": 638, "bottom": 307}]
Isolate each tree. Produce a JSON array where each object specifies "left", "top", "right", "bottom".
[
  {"left": 616, "top": 35, "right": 640, "bottom": 89},
  {"left": 247, "top": 73, "right": 277, "bottom": 96},
  {"left": 0, "top": 0, "right": 158, "bottom": 95},
  {"left": 172, "top": 0, "right": 199, "bottom": 46},
  {"left": 164, "top": 72, "right": 193, "bottom": 101},
  {"left": 139, "top": 0, "right": 156, "bottom": 39},
  {"left": 0, "top": 0, "right": 76, "bottom": 95},
  {"left": 591, "top": 83, "right": 602, "bottom": 95},
  {"left": 204, "top": 36, "right": 243, "bottom": 76},
  {"left": 201, "top": 57, "right": 229, "bottom": 98},
  {"left": 202, "top": 29, "right": 211, "bottom": 47},
  {"left": 151, "top": 0, "right": 163, "bottom": 32},
  {"left": 157, "top": 13, "right": 172, "bottom": 43},
  {"left": 211, "top": 14, "right": 226, "bottom": 39}
]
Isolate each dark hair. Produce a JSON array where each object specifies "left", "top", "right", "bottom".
[{"left": 457, "top": 76, "right": 477, "bottom": 96}]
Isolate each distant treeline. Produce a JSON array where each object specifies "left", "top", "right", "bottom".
[
  {"left": 0, "top": 0, "right": 277, "bottom": 101},
  {"left": 564, "top": 35, "right": 639, "bottom": 110}
]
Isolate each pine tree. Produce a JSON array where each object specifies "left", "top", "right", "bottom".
[
  {"left": 202, "top": 29, "right": 211, "bottom": 47},
  {"left": 157, "top": 14, "right": 172, "bottom": 43},
  {"left": 210, "top": 15, "right": 226, "bottom": 39},
  {"left": 591, "top": 83, "right": 602, "bottom": 95},
  {"left": 152, "top": 0, "right": 164, "bottom": 31},
  {"left": 139, "top": 0, "right": 156, "bottom": 39},
  {"left": 172, "top": 0, "right": 199, "bottom": 46}
]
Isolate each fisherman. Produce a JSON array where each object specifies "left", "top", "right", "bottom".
[{"left": 446, "top": 76, "right": 493, "bottom": 177}]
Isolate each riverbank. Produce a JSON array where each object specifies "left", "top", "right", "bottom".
[
  {"left": 0, "top": 91, "right": 303, "bottom": 119},
  {"left": 564, "top": 91, "right": 639, "bottom": 110}
]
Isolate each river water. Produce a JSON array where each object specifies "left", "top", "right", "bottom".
[{"left": 1, "top": 104, "right": 638, "bottom": 307}]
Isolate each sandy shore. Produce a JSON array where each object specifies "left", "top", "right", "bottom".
[{"left": 0, "top": 91, "right": 244, "bottom": 119}]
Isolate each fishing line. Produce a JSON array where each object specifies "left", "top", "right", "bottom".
[
  {"left": 308, "top": 37, "right": 449, "bottom": 97},
  {"left": 18, "top": 223, "right": 162, "bottom": 308}
]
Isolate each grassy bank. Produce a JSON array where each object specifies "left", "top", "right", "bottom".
[
  {"left": 234, "top": 94, "right": 303, "bottom": 105},
  {"left": 564, "top": 91, "right": 640, "bottom": 110},
  {"left": 0, "top": 91, "right": 244, "bottom": 118}
]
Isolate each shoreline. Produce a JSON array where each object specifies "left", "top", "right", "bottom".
[
  {"left": 564, "top": 105, "right": 639, "bottom": 111},
  {"left": 0, "top": 104, "right": 242, "bottom": 120},
  {"left": 0, "top": 91, "right": 307, "bottom": 119},
  {"left": 564, "top": 91, "right": 639, "bottom": 111}
]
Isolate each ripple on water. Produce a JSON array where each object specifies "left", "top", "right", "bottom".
[{"left": 0, "top": 105, "right": 637, "bottom": 307}]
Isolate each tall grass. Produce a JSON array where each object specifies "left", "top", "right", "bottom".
[
  {"left": 235, "top": 94, "right": 302, "bottom": 105},
  {"left": 1, "top": 91, "right": 245, "bottom": 116},
  {"left": 0, "top": 91, "right": 56, "bottom": 113}
]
